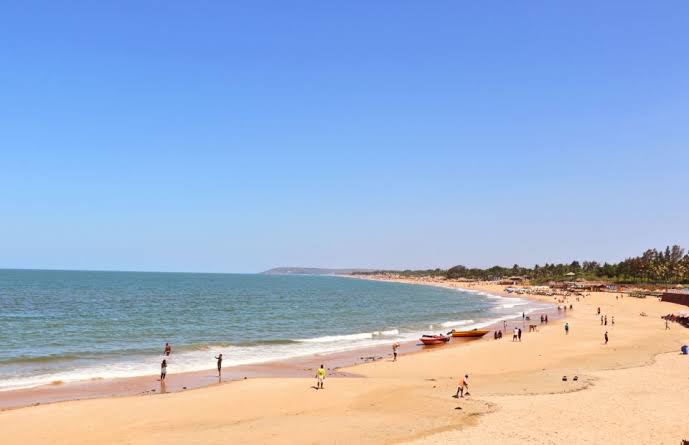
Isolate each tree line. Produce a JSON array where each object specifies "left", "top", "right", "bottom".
[{"left": 355, "top": 245, "right": 689, "bottom": 284}]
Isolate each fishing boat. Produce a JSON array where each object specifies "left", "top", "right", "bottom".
[
  {"left": 419, "top": 334, "right": 450, "bottom": 345},
  {"left": 449, "top": 329, "right": 490, "bottom": 338}
]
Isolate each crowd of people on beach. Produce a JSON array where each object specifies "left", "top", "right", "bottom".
[
  {"left": 662, "top": 313, "right": 689, "bottom": 328},
  {"left": 154, "top": 285, "right": 661, "bottom": 401},
  {"left": 490, "top": 311, "right": 554, "bottom": 340}
]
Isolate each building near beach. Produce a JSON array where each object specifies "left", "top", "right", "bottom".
[
  {"left": 499, "top": 276, "right": 527, "bottom": 285},
  {"left": 572, "top": 281, "right": 609, "bottom": 292}
]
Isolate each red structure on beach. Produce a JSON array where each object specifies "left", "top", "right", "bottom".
[{"left": 661, "top": 291, "right": 689, "bottom": 307}]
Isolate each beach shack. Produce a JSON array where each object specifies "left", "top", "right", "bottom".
[
  {"left": 573, "top": 281, "right": 609, "bottom": 292},
  {"left": 548, "top": 281, "right": 569, "bottom": 290},
  {"left": 499, "top": 276, "right": 526, "bottom": 285}
]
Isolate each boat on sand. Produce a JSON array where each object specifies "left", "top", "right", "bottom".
[
  {"left": 419, "top": 335, "right": 451, "bottom": 345},
  {"left": 449, "top": 329, "right": 490, "bottom": 338}
]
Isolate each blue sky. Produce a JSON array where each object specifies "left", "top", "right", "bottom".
[{"left": 1, "top": 1, "right": 688, "bottom": 272}]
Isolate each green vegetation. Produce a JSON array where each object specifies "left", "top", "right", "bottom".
[{"left": 355, "top": 245, "right": 689, "bottom": 285}]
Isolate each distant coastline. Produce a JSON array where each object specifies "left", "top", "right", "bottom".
[{"left": 261, "top": 267, "right": 375, "bottom": 275}]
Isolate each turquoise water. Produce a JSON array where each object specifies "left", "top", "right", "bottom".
[{"left": 0, "top": 269, "right": 549, "bottom": 390}]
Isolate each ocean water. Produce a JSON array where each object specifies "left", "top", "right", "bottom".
[{"left": 0, "top": 270, "right": 551, "bottom": 391}]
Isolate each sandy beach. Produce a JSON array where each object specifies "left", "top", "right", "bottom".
[
  {"left": 5, "top": 2, "right": 688, "bottom": 442},
  {"left": 2, "top": 280, "right": 688, "bottom": 444}
]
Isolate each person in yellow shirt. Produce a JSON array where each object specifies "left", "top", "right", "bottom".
[{"left": 316, "top": 364, "right": 326, "bottom": 390}]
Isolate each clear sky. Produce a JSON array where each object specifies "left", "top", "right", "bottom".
[{"left": 1, "top": 1, "right": 688, "bottom": 273}]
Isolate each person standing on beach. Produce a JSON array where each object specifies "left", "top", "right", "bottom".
[
  {"left": 518, "top": 328, "right": 522, "bottom": 342},
  {"left": 316, "top": 364, "right": 326, "bottom": 389},
  {"left": 601, "top": 315, "right": 604, "bottom": 325},
  {"left": 160, "top": 359, "right": 167, "bottom": 380},
  {"left": 454, "top": 374, "right": 469, "bottom": 398},
  {"left": 392, "top": 342, "right": 400, "bottom": 361},
  {"left": 611, "top": 316, "right": 615, "bottom": 326},
  {"left": 564, "top": 322, "right": 570, "bottom": 335},
  {"left": 604, "top": 331, "right": 609, "bottom": 344},
  {"left": 164, "top": 343, "right": 171, "bottom": 356},
  {"left": 604, "top": 315, "right": 608, "bottom": 326},
  {"left": 512, "top": 327, "right": 518, "bottom": 342},
  {"left": 545, "top": 314, "right": 548, "bottom": 324},
  {"left": 215, "top": 354, "right": 223, "bottom": 377}
]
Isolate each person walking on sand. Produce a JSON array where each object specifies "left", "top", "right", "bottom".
[
  {"left": 160, "top": 359, "right": 167, "bottom": 381},
  {"left": 604, "top": 315, "right": 608, "bottom": 326},
  {"left": 611, "top": 316, "right": 615, "bottom": 326},
  {"left": 215, "top": 354, "right": 223, "bottom": 377},
  {"left": 316, "top": 364, "right": 326, "bottom": 389},
  {"left": 518, "top": 328, "right": 522, "bottom": 342},
  {"left": 164, "top": 342, "right": 171, "bottom": 356},
  {"left": 392, "top": 342, "right": 400, "bottom": 361},
  {"left": 545, "top": 314, "right": 548, "bottom": 324},
  {"left": 512, "top": 327, "right": 519, "bottom": 342},
  {"left": 597, "top": 307, "right": 601, "bottom": 315},
  {"left": 564, "top": 322, "right": 570, "bottom": 335},
  {"left": 600, "top": 315, "right": 604, "bottom": 325},
  {"left": 604, "top": 331, "right": 609, "bottom": 344},
  {"left": 454, "top": 374, "right": 469, "bottom": 398}
]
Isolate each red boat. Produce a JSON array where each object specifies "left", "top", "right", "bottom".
[{"left": 419, "top": 335, "right": 450, "bottom": 345}]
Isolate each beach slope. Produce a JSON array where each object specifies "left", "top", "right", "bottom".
[{"left": 1, "top": 286, "right": 688, "bottom": 444}]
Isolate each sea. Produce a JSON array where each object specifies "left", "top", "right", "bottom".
[{"left": 0, "top": 269, "right": 552, "bottom": 391}]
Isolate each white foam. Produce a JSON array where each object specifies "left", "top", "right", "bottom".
[
  {"left": 373, "top": 329, "right": 399, "bottom": 336},
  {"left": 296, "top": 332, "right": 374, "bottom": 343},
  {"left": 455, "top": 288, "right": 503, "bottom": 299},
  {"left": 502, "top": 303, "right": 528, "bottom": 309},
  {"left": 440, "top": 319, "right": 475, "bottom": 328},
  {"left": 0, "top": 335, "right": 398, "bottom": 392}
]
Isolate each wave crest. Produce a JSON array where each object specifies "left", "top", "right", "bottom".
[{"left": 440, "top": 319, "right": 474, "bottom": 328}]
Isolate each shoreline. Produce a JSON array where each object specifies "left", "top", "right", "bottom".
[
  {"left": 2, "top": 279, "right": 688, "bottom": 443},
  {"left": 0, "top": 280, "right": 554, "bottom": 410}
]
